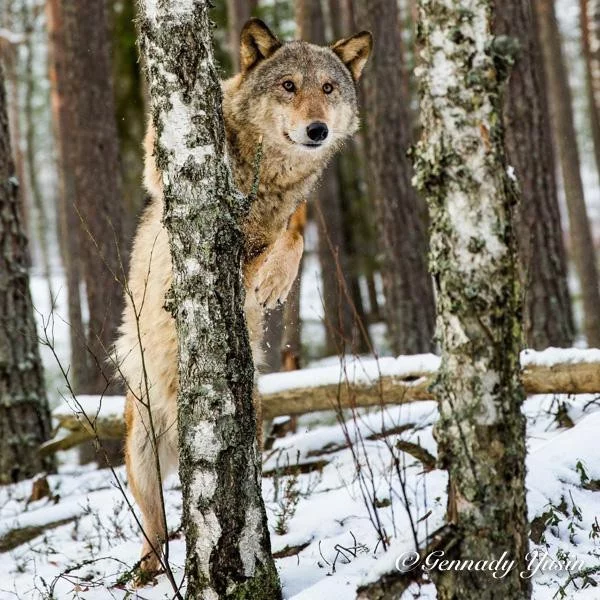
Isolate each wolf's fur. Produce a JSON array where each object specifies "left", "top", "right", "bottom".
[{"left": 116, "top": 19, "right": 371, "bottom": 575}]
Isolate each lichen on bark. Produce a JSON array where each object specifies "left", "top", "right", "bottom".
[
  {"left": 413, "top": 0, "right": 530, "bottom": 598},
  {"left": 136, "top": 2, "right": 281, "bottom": 598}
]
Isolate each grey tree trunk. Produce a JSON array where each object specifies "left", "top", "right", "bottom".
[
  {"left": 414, "top": 0, "right": 530, "bottom": 598},
  {"left": 496, "top": 0, "right": 574, "bottom": 348},
  {"left": 137, "top": 2, "right": 281, "bottom": 598},
  {"left": 535, "top": 0, "right": 600, "bottom": 347},
  {"left": 355, "top": 0, "right": 436, "bottom": 355},
  {"left": 0, "top": 64, "right": 54, "bottom": 484}
]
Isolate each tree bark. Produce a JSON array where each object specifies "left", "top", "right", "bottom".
[
  {"left": 495, "top": 0, "right": 574, "bottom": 348},
  {"left": 110, "top": 0, "right": 146, "bottom": 247},
  {"left": 414, "top": 0, "right": 530, "bottom": 597},
  {"left": 535, "top": 0, "right": 600, "bottom": 347},
  {"left": 46, "top": 0, "right": 125, "bottom": 394},
  {"left": 581, "top": 0, "right": 600, "bottom": 184},
  {"left": 0, "top": 63, "right": 54, "bottom": 484},
  {"left": 137, "top": 2, "right": 281, "bottom": 598},
  {"left": 47, "top": 0, "right": 87, "bottom": 390},
  {"left": 24, "top": 5, "right": 55, "bottom": 307},
  {"left": 355, "top": 0, "right": 436, "bottom": 355}
]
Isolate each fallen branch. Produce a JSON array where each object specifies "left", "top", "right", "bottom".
[
  {"left": 43, "top": 352, "right": 600, "bottom": 452},
  {"left": 0, "top": 517, "right": 77, "bottom": 553}
]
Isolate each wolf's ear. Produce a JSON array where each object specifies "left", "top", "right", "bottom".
[
  {"left": 331, "top": 31, "right": 373, "bottom": 81},
  {"left": 240, "top": 18, "right": 282, "bottom": 74}
]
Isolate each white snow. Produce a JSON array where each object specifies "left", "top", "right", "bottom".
[
  {"left": 521, "top": 347, "right": 600, "bottom": 367},
  {"left": 3, "top": 391, "right": 599, "bottom": 598},
  {"left": 54, "top": 395, "right": 125, "bottom": 420},
  {"left": 259, "top": 354, "right": 440, "bottom": 395}
]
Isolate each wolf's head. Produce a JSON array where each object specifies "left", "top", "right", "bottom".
[{"left": 230, "top": 19, "right": 372, "bottom": 155}]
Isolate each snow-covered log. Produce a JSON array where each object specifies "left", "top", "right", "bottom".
[{"left": 45, "top": 350, "right": 600, "bottom": 452}]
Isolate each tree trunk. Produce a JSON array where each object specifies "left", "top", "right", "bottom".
[
  {"left": 414, "top": 0, "right": 530, "bottom": 597},
  {"left": 46, "top": 0, "right": 126, "bottom": 393},
  {"left": 581, "top": 0, "right": 600, "bottom": 183},
  {"left": 495, "top": 0, "right": 574, "bottom": 348},
  {"left": 137, "top": 2, "right": 281, "bottom": 598},
  {"left": 535, "top": 0, "right": 600, "bottom": 347},
  {"left": 355, "top": 0, "right": 436, "bottom": 355},
  {"left": 47, "top": 1, "right": 87, "bottom": 391},
  {"left": 24, "top": 6, "right": 55, "bottom": 307},
  {"left": 110, "top": 0, "right": 146, "bottom": 247},
  {"left": 296, "top": 0, "right": 370, "bottom": 355},
  {"left": 2, "top": 20, "right": 30, "bottom": 239},
  {"left": 226, "top": 0, "right": 257, "bottom": 72},
  {"left": 0, "top": 63, "right": 54, "bottom": 484}
]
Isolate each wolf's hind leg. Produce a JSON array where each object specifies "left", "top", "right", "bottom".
[{"left": 125, "top": 393, "right": 169, "bottom": 577}]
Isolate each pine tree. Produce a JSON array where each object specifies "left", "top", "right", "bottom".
[
  {"left": 354, "top": 0, "right": 436, "bottom": 354},
  {"left": 535, "top": 0, "right": 600, "bottom": 347},
  {"left": 496, "top": 0, "right": 574, "bottom": 347},
  {"left": 0, "top": 64, "right": 54, "bottom": 483}
]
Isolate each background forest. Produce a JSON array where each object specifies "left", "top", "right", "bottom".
[{"left": 1, "top": 0, "right": 600, "bottom": 599}]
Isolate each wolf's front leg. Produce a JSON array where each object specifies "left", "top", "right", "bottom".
[{"left": 246, "top": 229, "right": 304, "bottom": 309}]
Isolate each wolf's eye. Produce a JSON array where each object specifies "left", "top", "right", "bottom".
[
  {"left": 282, "top": 80, "right": 296, "bottom": 92},
  {"left": 322, "top": 82, "right": 334, "bottom": 94}
]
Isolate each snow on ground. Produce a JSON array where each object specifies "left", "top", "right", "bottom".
[{"left": 1, "top": 383, "right": 599, "bottom": 599}]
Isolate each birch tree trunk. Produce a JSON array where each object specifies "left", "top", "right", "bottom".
[
  {"left": 136, "top": 2, "right": 281, "bottom": 598},
  {"left": 0, "top": 64, "right": 54, "bottom": 484},
  {"left": 535, "top": 0, "right": 600, "bottom": 347},
  {"left": 496, "top": 0, "right": 574, "bottom": 348},
  {"left": 414, "top": 0, "right": 530, "bottom": 597}
]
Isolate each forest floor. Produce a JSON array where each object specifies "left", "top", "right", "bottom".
[
  {"left": 0, "top": 383, "right": 599, "bottom": 599},
  {"left": 0, "top": 324, "right": 600, "bottom": 600},
  {"left": 0, "top": 243, "right": 598, "bottom": 599}
]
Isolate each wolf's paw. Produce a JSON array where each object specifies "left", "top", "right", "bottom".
[
  {"left": 133, "top": 551, "right": 163, "bottom": 588},
  {"left": 251, "top": 232, "right": 303, "bottom": 309},
  {"left": 255, "top": 262, "right": 297, "bottom": 308}
]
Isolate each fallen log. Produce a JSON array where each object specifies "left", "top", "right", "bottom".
[{"left": 42, "top": 350, "right": 600, "bottom": 453}]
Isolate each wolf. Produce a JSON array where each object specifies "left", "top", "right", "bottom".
[{"left": 115, "top": 18, "right": 372, "bottom": 575}]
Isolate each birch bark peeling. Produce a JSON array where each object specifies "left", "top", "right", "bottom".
[
  {"left": 136, "top": 3, "right": 280, "bottom": 599},
  {"left": 414, "top": 1, "right": 530, "bottom": 598}
]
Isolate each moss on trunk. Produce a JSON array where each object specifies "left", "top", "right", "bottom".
[{"left": 136, "top": 2, "right": 281, "bottom": 598}]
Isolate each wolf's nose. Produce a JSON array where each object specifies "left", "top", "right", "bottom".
[{"left": 306, "top": 122, "right": 328, "bottom": 142}]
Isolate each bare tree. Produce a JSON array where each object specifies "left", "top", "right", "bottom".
[
  {"left": 137, "top": 1, "right": 281, "bottom": 598},
  {"left": 413, "top": 0, "right": 529, "bottom": 597},
  {"left": 581, "top": 0, "right": 600, "bottom": 181},
  {"left": 535, "top": 0, "right": 600, "bottom": 347},
  {"left": 496, "top": 0, "right": 574, "bottom": 348},
  {"left": 354, "top": 0, "right": 436, "bottom": 355},
  {"left": 46, "top": 0, "right": 125, "bottom": 393},
  {"left": 110, "top": 0, "right": 146, "bottom": 246},
  {"left": 0, "top": 63, "right": 54, "bottom": 483}
]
